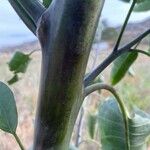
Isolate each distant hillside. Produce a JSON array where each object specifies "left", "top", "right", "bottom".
[
  {"left": 116, "top": 18, "right": 150, "bottom": 45},
  {"left": 1, "top": 18, "right": 149, "bottom": 52}
]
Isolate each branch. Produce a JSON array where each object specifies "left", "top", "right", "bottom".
[
  {"left": 8, "top": 0, "right": 45, "bottom": 34},
  {"left": 131, "top": 49, "right": 150, "bottom": 57},
  {"left": 118, "top": 29, "right": 150, "bottom": 52},
  {"left": 84, "top": 29, "right": 150, "bottom": 86},
  {"left": 114, "top": 0, "right": 136, "bottom": 51},
  {"left": 84, "top": 83, "right": 130, "bottom": 149},
  {"left": 14, "top": 133, "right": 25, "bottom": 150}
]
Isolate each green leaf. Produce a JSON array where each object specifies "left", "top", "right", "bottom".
[
  {"left": 134, "top": 0, "right": 150, "bottom": 12},
  {"left": 43, "top": 0, "right": 52, "bottom": 8},
  {"left": 111, "top": 52, "right": 138, "bottom": 85},
  {"left": 7, "top": 74, "right": 19, "bottom": 85},
  {"left": 87, "top": 112, "right": 97, "bottom": 139},
  {"left": 8, "top": 51, "right": 31, "bottom": 74},
  {"left": 0, "top": 82, "right": 18, "bottom": 134},
  {"left": 98, "top": 98, "right": 150, "bottom": 150}
]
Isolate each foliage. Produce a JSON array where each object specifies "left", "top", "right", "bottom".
[
  {"left": 98, "top": 98, "right": 150, "bottom": 150},
  {"left": 0, "top": 0, "right": 149, "bottom": 149},
  {"left": 0, "top": 82, "right": 24, "bottom": 149},
  {"left": 120, "top": 0, "right": 150, "bottom": 11},
  {"left": 111, "top": 52, "right": 138, "bottom": 85},
  {"left": 8, "top": 51, "right": 32, "bottom": 84}
]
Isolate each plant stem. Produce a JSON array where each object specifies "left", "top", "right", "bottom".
[
  {"left": 84, "top": 83, "right": 130, "bottom": 150},
  {"left": 13, "top": 133, "right": 25, "bottom": 150},
  {"left": 114, "top": 0, "right": 136, "bottom": 51},
  {"left": 33, "top": 0, "right": 105, "bottom": 149},
  {"left": 131, "top": 49, "right": 150, "bottom": 57},
  {"left": 28, "top": 49, "right": 40, "bottom": 56},
  {"left": 84, "top": 29, "right": 150, "bottom": 86}
]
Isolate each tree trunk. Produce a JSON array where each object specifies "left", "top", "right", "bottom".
[{"left": 33, "top": 0, "right": 105, "bottom": 149}]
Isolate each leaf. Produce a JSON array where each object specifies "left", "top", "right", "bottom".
[
  {"left": 134, "top": 0, "right": 150, "bottom": 12},
  {"left": 0, "top": 82, "right": 18, "bottom": 134},
  {"left": 43, "top": 0, "right": 52, "bottom": 8},
  {"left": 7, "top": 74, "right": 19, "bottom": 85},
  {"left": 111, "top": 52, "right": 138, "bottom": 85},
  {"left": 98, "top": 98, "right": 150, "bottom": 150},
  {"left": 87, "top": 112, "right": 97, "bottom": 139},
  {"left": 8, "top": 51, "right": 31, "bottom": 74}
]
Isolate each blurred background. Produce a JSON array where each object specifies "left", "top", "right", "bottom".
[{"left": 0, "top": 0, "right": 150, "bottom": 149}]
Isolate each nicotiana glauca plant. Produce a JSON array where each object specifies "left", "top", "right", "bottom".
[{"left": 0, "top": 0, "right": 150, "bottom": 149}]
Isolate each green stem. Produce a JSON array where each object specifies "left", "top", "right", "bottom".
[
  {"left": 130, "top": 49, "right": 150, "bottom": 57},
  {"left": 114, "top": 0, "right": 136, "bottom": 51},
  {"left": 84, "top": 83, "right": 130, "bottom": 150},
  {"left": 28, "top": 49, "right": 40, "bottom": 56},
  {"left": 84, "top": 29, "right": 150, "bottom": 87},
  {"left": 13, "top": 133, "right": 25, "bottom": 150}
]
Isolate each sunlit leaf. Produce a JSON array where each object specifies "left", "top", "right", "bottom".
[
  {"left": 98, "top": 98, "right": 150, "bottom": 150},
  {"left": 0, "top": 82, "right": 18, "bottom": 134},
  {"left": 111, "top": 52, "right": 138, "bottom": 85}
]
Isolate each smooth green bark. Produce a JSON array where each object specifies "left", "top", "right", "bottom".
[{"left": 33, "top": 0, "right": 105, "bottom": 149}]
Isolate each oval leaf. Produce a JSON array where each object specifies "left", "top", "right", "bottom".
[
  {"left": 8, "top": 51, "right": 31, "bottom": 74},
  {"left": 111, "top": 52, "right": 138, "bottom": 85},
  {"left": 134, "top": 0, "right": 150, "bottom": 12},
  {"left": 0, "top": 82, "right": 18, "bottom": 134},
  {"left": 98, "top": 98, "right": 150, "bottom": 150}
]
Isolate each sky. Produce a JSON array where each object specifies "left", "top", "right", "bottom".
[{"left": 0, "top": 0, "right": 150, "bottom": 48}]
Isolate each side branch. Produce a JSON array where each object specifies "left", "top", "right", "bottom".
[
  {"left": 8, "top": 0, "right": 45, "bottom": 34},
  {"left": 84, "top": 29, "right": 150, "bottom": 86},
  {"left": 84, "top": 83, "right": 130, "bottom": 149},
  {"left": 114, "top": 0, "right": 136, "bottom": 51},
  {"left": 131, "top": 49, "right": 150, "bottom": 57}
]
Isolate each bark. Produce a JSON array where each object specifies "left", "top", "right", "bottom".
[{"left": 33, "top": 0, "right": 105, "bottom": 149}]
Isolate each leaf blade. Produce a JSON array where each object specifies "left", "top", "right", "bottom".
[
  {"left": 111, "top": 52, "right": 138, "bottom": 85},
  {"left": 98, "top": 98, "right": 150, "bottom": 150},
  {"left": 0, "top": 82, "right": 18, "bottom": 134}
]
